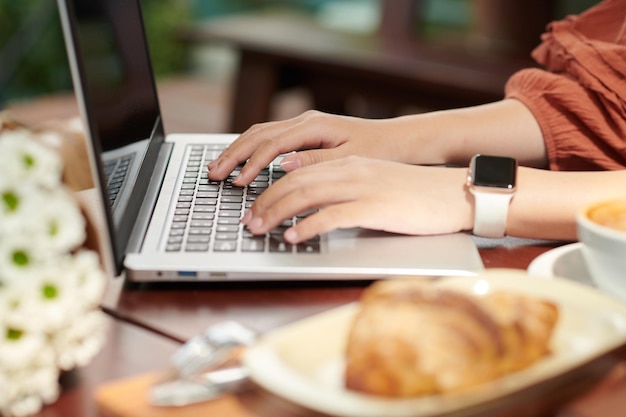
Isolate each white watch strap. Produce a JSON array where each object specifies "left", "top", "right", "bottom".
[{"left": 471, "top": 191, "right": 514, "bottom": 238}]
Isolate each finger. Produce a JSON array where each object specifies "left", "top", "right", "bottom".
[
  {"left": 210, "top": 111, "right": 348, "bottom": 183},
  {"left": 233, "top": 113, "right": 339, "bottom": 184},
  {"left": 246, "top": 173, "right": 359, "bottom": 235},
  {"left": 209, "top": 123, "right": 301, "bottom": 183},
  {"left": 207, "top": 121, "right": 283, "bottom": 180},
  {"left": 251, "top": 160, "right": 351, "bottom": 213},
  {"left": 278, "top": 146, "right": 348, "bottom": 172},
  {"left": 283, "top": 201, "right": 367, "bottom": 243}
]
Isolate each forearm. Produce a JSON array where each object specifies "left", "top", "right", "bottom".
[
  {"left": 389, "top": 99, "right": 548, "bottom": 168},
  {"left": 506, "top": 168, "right": 626, "bottom": 240}
]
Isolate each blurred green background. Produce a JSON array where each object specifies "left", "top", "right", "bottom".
[
  {"left": 0, "top": 0, "right": 598, "bottom": 108},
  {"left": 0, "top": 0, "right": 191, "bottom": 106}
]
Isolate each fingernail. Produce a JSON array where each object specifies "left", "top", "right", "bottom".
[
  {"left": 207, "top": 159, "right": 219, "bottom": 171},
  {"left": 247, "top": 217, "right": 263, "bottom": 232},
  {"left": 280, "top": 157, "right": 300, "bottom": 171},
  {"left": 284, "top": 228, "right": 298, "bottom": 243}
]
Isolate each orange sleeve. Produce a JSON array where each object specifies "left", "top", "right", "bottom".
[{"left": 505, "top": 0, "right": 626, "bottom": 171}]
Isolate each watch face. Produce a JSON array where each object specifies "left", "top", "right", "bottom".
[{"left": 472, "top": 155, "right": 517, "bottom": 189}]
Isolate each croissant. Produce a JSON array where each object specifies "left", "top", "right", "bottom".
[{"left": 344, "top": 278, "right": 559, "bottom": 397}]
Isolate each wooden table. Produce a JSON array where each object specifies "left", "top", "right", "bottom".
[
  {"left": 7, "top": 83, "right": 626, "bottom": 417},
  {"left": 41, "top": 244, "right": 626, "bottom": 417}
]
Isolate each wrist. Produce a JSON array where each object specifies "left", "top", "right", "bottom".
[{"left": 397, "top": 112, "right": 460, "bottom": 165}]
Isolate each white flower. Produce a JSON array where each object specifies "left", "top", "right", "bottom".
[
  {"left": 0, "top": 130, "right": 62, "bottom": 190},
  {"left": 70, "top": 250, "right": 107, "bottom": 308},
  {"left": 9, "top": 257, "right": 84, "bottom": 332},
  {"left": 0, "top": 279, "right": 33, "bottom": 331},
  {"left": 0, "top": 128, "right": 107, "bottom": 416},
  {"left": 0, "top": 325, "right": 53, "bottom": 372},
  {"left": 0, "top": 365, "right": 59, "bottom": 417},
  {"left": 0, "top": 233, "right": 53, "bottom": 288},
  {"left": 0, "top": 184, "right": 85, "bottom": 257},
  {"left": 24, "top": 188, "right": 86, "bottom": 254},
  {"left": 0, "top": 182, "right": 40, "bottom": 234},
  {"left": 53, "top": 310, "right": 108, "bottom": 370}
]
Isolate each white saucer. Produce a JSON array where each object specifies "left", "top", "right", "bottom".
[
  {"left": 243, "top": 270, "right": 626, "bottom": 417},
  {"left": 527, "top": 242, "right": 595, "bottom": 288}
]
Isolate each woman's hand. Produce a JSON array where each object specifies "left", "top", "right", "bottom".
[
  {"left": 207, "top": 99, "right": 548, "bottom": 187},
  {"left": 207, "top": 110, "right": 409, "bottom": 185},
  {"left": 241, "top": 156, "right": 473, "bottom": 243}
]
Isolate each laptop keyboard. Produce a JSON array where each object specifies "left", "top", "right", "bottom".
[
  {"left": 103, "top": 154, "right": 133, "bottom": 206},
  {"left": 165, "top": 145, "right": 320, "bottom": 254}
]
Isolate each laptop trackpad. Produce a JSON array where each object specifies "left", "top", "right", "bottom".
[{"left": 318, "top": 229, "right": 483, "bottom": 273}]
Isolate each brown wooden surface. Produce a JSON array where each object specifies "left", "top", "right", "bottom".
[
  {"left": 100, "top": 243, "right": 560, "bottom": 344},
  {"left": 94, "top": 355, "right": 626, "bottom": 417},
  {"left": 7, "top": 80, "right": 626, "bottom": 417},
  {"left": 47, "top": 243, "right": 626, "bottom": 417}
]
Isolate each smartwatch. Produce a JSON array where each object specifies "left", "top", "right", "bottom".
[{"left": 467, "top": 154, "right": 517, "bottom": 238}]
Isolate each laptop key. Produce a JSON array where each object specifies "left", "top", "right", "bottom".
[
  {"left": 166, "top": 243, "right": 182, "bottom": 252},
  {"left": 218, "top": 210, "right": 241, "bottom": 218},
  {"left": 196, "top": 196, "right": 218, "bottom": 204},
  {"left": 217, "top": 218, "right": 239, "bottom": 225},
  {"left": 221, "top": 195, "right": 244, "bottom": 203},
  {"left": 190, "top": 220, "right": 213, "bottom": 228},
  {"left": 188, "top": 228, "right": 212, "bottom": 235},
  {"left": 197, "top": 192, "right": 219, "bottom": 199},
  {"left": 242, "top": 237, "right": 265, "bottom": 252},
  {"left": 297, "top": 241, "right": 320, "bottom": 253},
  {"left": 198, "top": 184, "right": 219, "bottom": 192},
  {"left": 215, "top": 232, "right": 238, "bottom": 241},
  {"left": 219, "top": 203, "right": 242, "bottom": 211},
  {"left": 185, "top": 243, "right": 209, "bottom": 252},
  {"left": 191, "top": 213, "right": 215, "bottom": 221},
  {"left": 269, "top": 236, "right": 293, "bottom": 253},
  {"left": 214, "top": 241, "right": 237, "bottom": 252},
  {"left": 187, "top": 235, "right": 210, "bottom": 243},
  {"left": 222, "top": 189, "right": 244, "bottom": 196},
  {"left": 216, "top": 224, "right": 239, "bottom": 233},
  {"left": 193, "top": 206, "right": 216, "bottom": 213}
]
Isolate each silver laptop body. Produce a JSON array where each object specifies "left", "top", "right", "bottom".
[{"left": 57, "top": 0, "right": 483, "bottom": 282}]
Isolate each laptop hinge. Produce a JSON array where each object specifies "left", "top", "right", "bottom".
[{"left": 126, "top": 143, "right": 173, "bottom": 254}]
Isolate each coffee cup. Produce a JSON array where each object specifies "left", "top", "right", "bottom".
[{"left": 577, "top": 199, "right": 626, "bottom": 301}]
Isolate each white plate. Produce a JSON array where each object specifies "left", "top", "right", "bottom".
[
  {"left": 527, "top": 242, "right": 595, "bottom": 287},
  {"left": 242, "top": 269, "right": 626, "bottom": 417}
]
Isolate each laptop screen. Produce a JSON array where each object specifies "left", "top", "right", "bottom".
[
  {"left": 67, "top": 0, "right": 160, "bottom": 150},
  {"left": 58, "top": 0, "right": 165, "bottom": 274}
]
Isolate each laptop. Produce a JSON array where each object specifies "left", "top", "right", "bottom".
[{"left": 57, "top": 0, "right": 484, "bottom": 282}]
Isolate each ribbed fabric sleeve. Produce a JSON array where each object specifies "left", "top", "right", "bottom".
[{"left": 505, "top": 0, "right": 626, "bottom": 171}]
